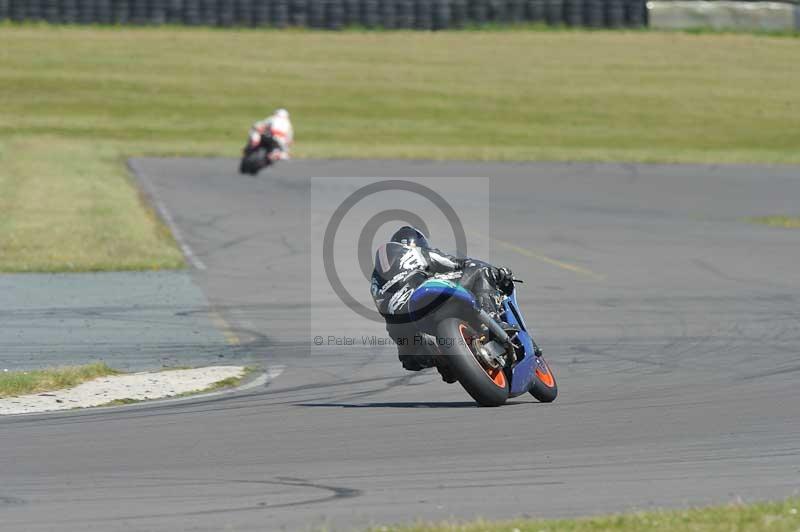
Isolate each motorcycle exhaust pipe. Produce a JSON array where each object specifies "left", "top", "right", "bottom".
[{"left": 477, "top": 309, "right": 511, "bottom": 345}]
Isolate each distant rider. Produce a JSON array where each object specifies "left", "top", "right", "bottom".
[
  {"left": 249, "top": 108, "right": 294, "bottom": 161},
  {"left": 370, "top": 226, "right": 514, "bottom": 374}
]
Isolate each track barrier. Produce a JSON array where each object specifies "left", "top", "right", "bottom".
[
  {"left": 0, "top": 0, "right": 650, "bottom": 27},
  {"left": 3, "top": 0, "right": 798, "bottom": 29}
]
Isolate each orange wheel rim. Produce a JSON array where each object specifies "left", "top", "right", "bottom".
[
  {"left": 459, "top": 323, "right": 507, "bottom": 389},
  {"left": 486, "top": 366, "right": 507, "bottom": 388},
  {"left": 535, "top": 363, "right": 555, "bottom": 388}
]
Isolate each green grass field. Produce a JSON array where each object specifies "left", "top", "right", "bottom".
[
  {"left": 0, "top": 137, "right": 184, "bottom": 271},
  {"left": 377, "top": 497, "right": 800, "bottom": 531},
  {"left": 1, "top": 26, "right": 798, "bottom": 270}
]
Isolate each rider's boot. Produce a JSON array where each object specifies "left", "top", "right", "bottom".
[
  {"left": 400, "top": 355, "right": 434, "bottom": 371},
  {"left": 397, "top": 342, "right": 435, "bottom": 371},
  {"left": 435, "top": 358, "right": 458, "bottom": 383},
  {"left": 390, "top": 324, "right": 435, "bottom": 371}
]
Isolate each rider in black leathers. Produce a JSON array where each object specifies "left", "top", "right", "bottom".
[{"left": 370, "top": 226, "right": 514, "bottom": 375}]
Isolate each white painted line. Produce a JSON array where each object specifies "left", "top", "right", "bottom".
[
  {"left": 236, "top": 365, "right": 285, "bottom": 393},
  {"left": 266, "top": 365, "right": 286, "bottom": 381},
  {"left": 128, "top": 160, "right": 207, "bottom": 271}
]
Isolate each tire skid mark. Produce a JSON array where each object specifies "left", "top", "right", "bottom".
[
  {"left": 0, "top": 372, "right": 424, "bottom": 428},
  {"left": 0, "top": 495, "right": 26, "bottom": 507},
  {"left": 8, "top": 477, "right": 361, "bottom": 524}
]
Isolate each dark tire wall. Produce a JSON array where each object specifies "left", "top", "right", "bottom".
[
  {"left": 436, "top": 318, "right": 510, "bottom": 407},
  {"left": 0, "top": 0, "right": 648, "bottom": 27},
  {"left": 528, "top": 354, "right": 558, "bottom": 402}
]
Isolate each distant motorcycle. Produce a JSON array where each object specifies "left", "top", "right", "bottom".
[
  {"left": 408, "top": 276, "right": 557, "bottom": 407},
  {"left": 239, "top": 133, "right": 282, "bottom": 175}
]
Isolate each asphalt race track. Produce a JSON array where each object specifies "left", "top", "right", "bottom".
[{"left": 2, "top": 159, "right": 799, "bottom": 531}]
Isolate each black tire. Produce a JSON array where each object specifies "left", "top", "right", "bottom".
[
  {"left": 218, "top": 1, "right": 235, "bottom": 26},
  {"left": 469, "top": 0, "right": 487, "bottom": 26},
  {"left": 308, "top": 0, "right": 324, "bottom": 27},
  {"left": 272, "top": 0, "right": 289, "bottom": 27},
  {"left": 26, "top": 0, "right": 43, "bottom": 21},
  {"left": 151, "top": 0, "right": 168, "bottom": 25},
  {"left": 525, "top": 0, "right": 545, "bottom": 22},
  {"left": 436, "top": 318, "right": 509, "bottom": 407},
  {"left": 487, "top": 0, "right": 504, "bottom": 23},
  {"left": 432, "top": 0, "right": 450, "bottom": 29},
  {"left": 584, "top": 0, "right": 604, "bottom": 27},
  {"left": 528, "top": 354, "right": 558, "bottom": 403},
  {"left": 362, "top": 0, "right": 380, "bottom": 28},
  {"left": 199, "top": 0, "right": 218, "bottom": 26},
  {"left": 183, "top": 0, "right": 202, "bottom": 25},
  {"left": 239, "top": 149, "right": 268, "bottom": 175},
  {"left": 327, "top": 0, "right": 345, "bottom": 29},
  {"left": 625, "top": 0, "right": 645, "bottom": 27},
  {"left": 95, "top": 0, "right": 113, "bottom": 24},
  {"left": 395, "top": 0, "right": 414, "bottom": 27},
  {"left": 44, "top": 1, "right": 60, "bottom": 24},
  {"left": 450, "top": 0, "right": 466, "bottom": 27},
  {"left": 379, "top": 0, "right": 396, "bottom": 29},
  {"left": 344, "top": 0, "right": 361, "bottom": 26},
  {"left": 414, "top": 0, "right": 432, "bottom": 30},
  {"left": 545, "top": 0, "right": 563, "bottom": 25},
  {"left": 61, "top": 0, "right": 78, "bottom": 23},
  {"left": 507, "top": 0, "right": 525, "bottom": 23},
  {"left": 112, "top": 0, "right": 130, "bottom": 24},
  {"left": 234, "top": 0, "right": 253, "bottom": 26},
  {"left": 563, "top": 0, "right": 582, "bottom": 26},
  {"left": 130, "top": 0, "right": 148, "bottom": 24},
  {"left": 9, "top": 0, "right": 25, "bottom": 22}
]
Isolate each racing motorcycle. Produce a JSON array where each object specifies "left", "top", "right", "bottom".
[
  {"left": 239, "top": 132, "right": 282, "bottom": 175},
  {"left": 408, "top": 276, "right": 557, "bottom": 407}
]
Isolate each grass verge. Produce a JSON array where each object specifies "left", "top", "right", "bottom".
[
  {"left": 747, "top": 216, "right": 800, "bottom": 228},
  {"left": 1, "top": 26, "right": 799, "bottom": 270},
  {"left": 376, "top": 497, "right": 800, "bottom": 532},
  {"left": 172, "top": 365, "right": 255, "bottom": 396},
  {"left": 0, "top": 137, "right": 185, "bottom": 272},
  {"left": 201, "top": 368, "right": 255, "bottom": 392},
  {"left": 0, "top": 362, "right": 119, "bottom": 398}
]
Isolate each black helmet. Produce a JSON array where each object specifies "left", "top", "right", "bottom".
[{"left": 390, "top": 226, "right": 430, "bottom": 249}]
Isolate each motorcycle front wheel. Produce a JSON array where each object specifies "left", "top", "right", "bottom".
[
  {"left": 528, "top": 354, "right": 558, "bottom": 403},
  {"left": 239, "top": 148, "right": 269, "bottom": 175},
  {"left": 436, "top": 318, "right": 509, "bottom": 407}
]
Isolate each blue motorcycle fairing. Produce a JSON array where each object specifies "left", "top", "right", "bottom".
[
  {"left": 508, "top": 331, "right": 537, "bottom": 396},
  {"left": 500, "top": 292, "right": 537, "bottom": 397},
  {"left": 503, "top": 289, "right": 529, "bottom": 332},
  {"left": 407, "top": 279, "right": 477, "bottom": 329}
]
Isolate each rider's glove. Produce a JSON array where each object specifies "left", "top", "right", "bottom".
[{"left": 493, "top": 267, "right": 514, "bottom": 295}]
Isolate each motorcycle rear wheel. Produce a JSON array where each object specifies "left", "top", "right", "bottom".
[{"left": 436, "top": 318, "right": 509, "bottom": 407}]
